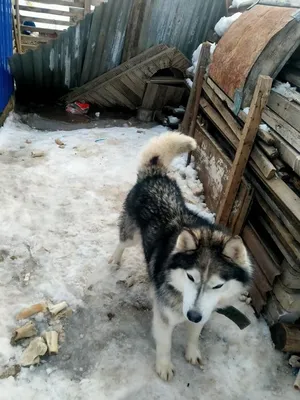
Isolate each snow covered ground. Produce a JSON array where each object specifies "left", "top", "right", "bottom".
[{"left": 0, "top": 114, "right": 297, "bottom": 399}]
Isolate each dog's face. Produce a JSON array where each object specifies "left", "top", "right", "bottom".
[{"left": 168, "top": 228, "right": 252, "bottom": 324}]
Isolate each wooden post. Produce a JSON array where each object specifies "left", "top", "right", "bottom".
[
  {"left": 183, "top": 42, "right": 211, "bottom": 166},
  {"left": 216, "top": 75, "right": 272, "bottom": 226},
  {"left": 14, "top": 0, "right": 22, "bottom": 53},
  {"left": 181, "top": 43, "right": 211, "bottom": 136},
  {"left": 84, "top": 0, "right": 91, "bottom": 15}
]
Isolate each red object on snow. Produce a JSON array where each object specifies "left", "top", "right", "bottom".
[{"left": 66, "top": 101, "right": 90, "bottom": 114}]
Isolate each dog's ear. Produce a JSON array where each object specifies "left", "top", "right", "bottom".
[
  {"left": 222, "top": 236, "right": 248, "bottom": 265},
  {"left": 175, "top": 229, "right": 197, "bottom": 252}
]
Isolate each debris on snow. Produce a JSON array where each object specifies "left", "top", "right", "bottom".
[
  {"left": 48, "top": 301, "right": 68, "bottom": 316},
  {"left": 43, "top": 331, "right": 59, "bottom": 355},
  {"left": 11, "top": 321, "right": 37, "bottom": 345},
  {"left": 16, "top": 303, "right": 47, "bottom": 321},
  {"left": 20, "top": 337, "right": 48, "bottom": 367},
  {"left": 31, "top": 150, "right": 45, "bottom": 158},
  {"left": 0, "top": 364, "right": 21, "bottom": 379},
  {"left": 214, "top": 13, "right": 242, "bottom": 37}
]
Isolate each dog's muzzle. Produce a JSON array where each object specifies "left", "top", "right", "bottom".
[{"left": 187, "top": 310, "right": 202, "bottom": 323}]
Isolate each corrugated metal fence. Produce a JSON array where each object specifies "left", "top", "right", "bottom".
[
  {"left": 0, "top": 0, "right": 13, "bottom": 112},
  {"left": 9, "top": 0, "right": 225, "bottom": 98}
]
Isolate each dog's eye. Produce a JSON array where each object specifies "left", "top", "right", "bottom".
[
  {"left": 187, "top": 273, "right": 194, "bottom": 282},
  {"left": 212, "top": 284, "right": 224, "bottom": 289}
]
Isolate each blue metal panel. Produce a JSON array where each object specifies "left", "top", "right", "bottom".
[{"left": 0, "top": 0, "right": 13, "bottom": 112}]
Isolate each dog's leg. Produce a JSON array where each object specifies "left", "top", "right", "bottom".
[
  {"left": 109, "top": 211, "right": 139, "bottom": 266},
  {"left": 152, "top": 300, "right": 175, "bottom": 381},
  {"left": 185, "top": 322, "right": 204, "bottom": 367}
]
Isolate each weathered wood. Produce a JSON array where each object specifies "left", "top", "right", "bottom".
[
  {"left": 280, "top": 260, "right": 300, "bottom": 291},
  {"left": 21, "top": 0, "right": 84, "bottom": 7},
  {"left": 259, "top": 193, "right": 300, "bottom": 265},
  {"left": 268, "top": 91, "right": 300, "bottom": 133},
  {"left": 142, "top": 83, "right": 185, "bottom": 110},
  {"left": 20, "top": 16, "right": 70, "bottom": 26},
  {"left": 272, "top": 158, "right": 285, "bottom": 172},
  {"left": 65, "top": 47, "right": 190, "bottom": 109},
  {"left": 206, "top": 77, "right": 275, "bottom": 145},
  {"left": 0, "top": 96, "right": 14, "bottom": 127},
  {"left": 20, "top": 25, "right": 64, "bottom": 35},
  {"left": 242, "top": 223, "right": 281, "bottom": 286},
  {"left": 253, "top": 182, "right": 300, "bottom": 242},
  {"left": 270, "top": 323, "right": 300, "bottom": 353},
  {"left": 257, "top": 140, "right": 278, "bottom": 159},
  {"left": 122, "top": 0, "right": 146, "bottom": 62},
  {"left": 193, "top": 121, "right": 252, "bottom": 234},
  {"left": 18, "top": 5, "right": 79, "bottom": 17},
  {"left": 15, "top": 0, "right": 22, "bottom": 54},
  {"left": 263, "top": 107, "right": 300, "bottom": 153},
  {"left": 84, "top": 0, "right": 91, "bottom": 14},
  {"left": 181, "top": 42, "right": 211, "bottom": 137},
  {"left": 216, "top": 76, "right": 272, "bottom": 226},
  {"left": 199, "top": 97, "right": 275, "bottom": 180},
  {"left": 186, "top": 42, "right": 211, "bottom": 165},
  {"left": 20, "top": 35, "right": 49, "bottom": 44},
  {"left": 202, "top": 81, "right": 277, "bottom": 175}
]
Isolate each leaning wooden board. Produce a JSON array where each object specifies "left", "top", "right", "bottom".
[{"left": 193, "top": 120, "right": 253, "bottom": 235}]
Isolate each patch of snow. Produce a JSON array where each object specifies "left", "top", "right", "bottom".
[
  {"left": 230, "top": 0, "right": 255, "bottom": 8},
  {"left": 214, "top": 13, "right": 242, "bottom": 37},
  {"left": 188, "top": 42, "right": 216, "bottom": 76},
  {"left": 186, "top": 78, "right": 193, "bottom": 88},
  {"left": 0, "top": 114, "right": 296, "bottom": 399},
  {"left": 243, "top": 108, "right": 271, "bottom": 133}
]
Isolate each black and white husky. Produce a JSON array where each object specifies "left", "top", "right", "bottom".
[{"left": 110, "top": 132, "right": 252, "bottom": 381}]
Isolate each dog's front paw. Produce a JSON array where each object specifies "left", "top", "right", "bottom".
[
  {"left": 108, "top": 256, "right": 121, "bottom": 267},
  {"left": 185, "top": 346, "right": 204, "bottom": 369},
  {"left": 156, "top": 359, "right": 175, "bottom": 381}
]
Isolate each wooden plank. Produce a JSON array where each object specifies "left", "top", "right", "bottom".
[
  {"left": 122, "top": 0, "right": 146, "bottom": 62},
  {"left": 202, "top": 81, "right": 277, "bottom": 175},
  {"left": 242, "top": 223, "right": 281, "bottom": 286},
  {"left": 19, "top": 5, "right": 79, "bottom": 17},
  {"left": 20, "top": 25, "right": 65, "bottom": 34},
  {"left": 216, "top": 75, "right": 273, "bottom": 226},
  {"left": 65, "top": 45, "right": 169, "bottom": 102},
  {"left": 253, "top": 181, "right": 300, "bottom": 243},
  {"left": 199, "top": 97, "right": 276, "bottom": 179},
  {"left": 206, "top": 77, "right": 275, "bottom": 145},
  {"left": 20, "top": 16, "right": 70, "bottom": 26},
  {"left": 263, "top": 107, "right": 300, "bottom": 152},
  {"left": 20, "top": 34, "right": 49, "bottom": 44},
  {"left": 185, "top": 42, "right": 211, "bottom": 165},
  {"left": 268, "top": 91, "right": 300, "bottom": 133},
  {"left": 181, "top": 44, "right": 210, "bottom": 137},
  {"left": 15, "top": 0, "right": 22, "bottom": 54},
  {"left": 84, "top": 0, "right": 91, "bottom": 15},
  {"left": 20, "top": 0, "right": 84, "bottom": 7},
  {"left": 257, "top": 140, "right": 278, "bottom": 159}
]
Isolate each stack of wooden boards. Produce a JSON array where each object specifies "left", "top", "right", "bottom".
[{"left": 191, "top": 72, "right": 300, "bottom": 325}]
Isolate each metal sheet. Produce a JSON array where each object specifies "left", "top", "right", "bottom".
[
  {"left": 9, "top": 0, "right": 226, "bottom": 97},
  {"left": 209, "top": 5, "right": 297, "bottom": 104},
  {"left": 0, "top": 0, "right": 13, "bottom": 112}
]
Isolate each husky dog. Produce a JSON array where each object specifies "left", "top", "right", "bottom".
[{"left": 110, "top": 132, "right": 252, "bottom": 381}]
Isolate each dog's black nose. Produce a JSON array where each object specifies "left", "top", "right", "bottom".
[{"left": 187, "top": 310, "right": 202, "bottom": 323}]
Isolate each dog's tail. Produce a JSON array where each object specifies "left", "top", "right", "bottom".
[{"left": 137, "top": 132, "right": 197, "bottom": 178}]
